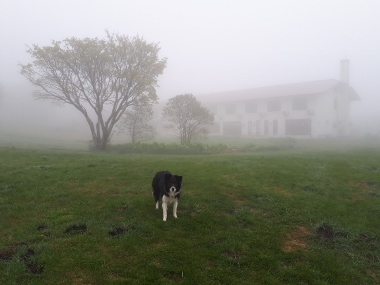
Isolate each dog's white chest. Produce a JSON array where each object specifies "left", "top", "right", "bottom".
[{"left": 163, "top": 194, "right": 177, "bottom": 204}]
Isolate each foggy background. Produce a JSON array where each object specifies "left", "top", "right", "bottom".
[{"left": 1, "top": 0, "right": 379, "bottom": 147}]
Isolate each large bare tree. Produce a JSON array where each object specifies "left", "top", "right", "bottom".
[
  {"left": 163, "top": 94, "right": 214, "bottom": 145},
  {"left": 20, "top": 31, "right": 166, "bottom": 150}
]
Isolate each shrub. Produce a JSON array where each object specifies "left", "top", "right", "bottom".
[
  {"left": 107, "top": 142, "right": 228, "bottom": 155},
  {"left": 239, "top": 138, "right": 297, "bottom": 153}
]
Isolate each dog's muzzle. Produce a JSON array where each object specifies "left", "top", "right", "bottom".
[{"left": 166, "top": 187, "right": 181, "bottom": 197}]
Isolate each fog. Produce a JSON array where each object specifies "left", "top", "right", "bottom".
[{"left": 1, "top": 0, "right": 380, "bottom": 147}]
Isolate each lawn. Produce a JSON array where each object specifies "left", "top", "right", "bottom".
[{"left": 0, "top": 146, "right": 379, "bottom": 284}]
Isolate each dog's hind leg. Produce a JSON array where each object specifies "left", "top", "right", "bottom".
[
  {"left": 173, "top": 201, "right": 178, "bottom": 219},
  {"left": 155, "top": 200, "right": 159, "bottom": 209}
]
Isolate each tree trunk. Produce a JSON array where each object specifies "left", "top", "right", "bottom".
[{"left": 93, "top": 135, "right": 109, "bottom": 150}]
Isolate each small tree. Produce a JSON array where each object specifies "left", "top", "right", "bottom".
[
  {"left": 20, "top": 31, "right": 166, "bottom": 150},
  {"left": 117, "top": 101, "right": 156, "bottom": 143},
  {"left": 163, "top": 94, "right": 214, "bottom": 145}
]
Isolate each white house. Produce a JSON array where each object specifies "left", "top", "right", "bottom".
[{"left": 198, "top": 60, "right": 360, "bottom": 138}]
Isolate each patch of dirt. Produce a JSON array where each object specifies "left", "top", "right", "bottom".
[
  {"left": 25, "top": 261, "right": 44, "bottom": 274},
  {"left": 0, "top": 249, "right": 15, "bottom": 261},
  {"left": 367, "top": 268, "right": 380, "bottom": 282},
  {"left": 64, "top": 224, "right": 87, "bottom": 235},
  {"left": 20, "top": 248, "right": 44, "bottom": 274},
  {"left": 0, "top": 242, "right": 27, "bottom": 261},
  {"left": 366, "top": 253, "right": 380, "bottom": 263},
  {"left": 224, "top": 250, "right": 245, "bottom": 267},
  {"left": 349, "top": 181, "right": 380, "bottom": 199},
  {"left": 40, "top": 232, "right": 52, "bottom": 238},
  {"left": 164, "top": 271, "right": 183, "bottom": 282},
  {"left": 362, "top": 181, "right": 379, "bottom": 190},
  {"left": 224, "top": 251, "right": 243, "bottom": 260},
  {"left": 316, "top": 224, "right": 348, "bottom": 242},
  {"left": 119, "top": 205, "right": 129, "bottom": 211},
  {"left": 35, "top": 224, "right": 48, "bottom": 231},
  {"left": 69, "top": 271, "right": 95, "bottom": 285},
  {"left": 0, "top": 243, "right": 44, "bottom": 274},
  {"left": 20, "top": 248, "right": 35, "bottom": 262},
  {"left": 223, "top": 174, "right": 236, "bottom": 179},
  {"left": 108, "top": 224, "right": 139, "bottom": 237},
  {"left": 273, "top": 187, "right": 292, "bottom": 196},
  {"left": 35, "top": 224, "right": 52, "bottom": 238},
  {"left": 316, "top": 224, "right": 335, "bottom": 241},
  {"left": 224, "top": 189, "right": 249, "bottom": 207},
  {"left": 108, "top": 227, "right": 128, "bottom": 237},
  {"left": 369, "top": 192, "right": 380, "bottom": 198},
  {"left": 359, "top": 234, "right": 379, "bottom": 243},
  {"left": 366, "top": 181, "right": 378, "bottom": 187},
  {"left": 283, "top": 226, "right": 313, "bottom": 252},
  {"left": 234, "top": 199, "right": 245, "bottom": 205},
  {"left": 30, "top": 165, "right": 52, "bottom": 170}
]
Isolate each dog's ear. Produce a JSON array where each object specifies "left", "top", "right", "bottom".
[
  {"left": 175, "top": 175, "right": 183, "bottom": 182},
  {"left": 164, "top": 173, "right": 172, "bottom": 181}
]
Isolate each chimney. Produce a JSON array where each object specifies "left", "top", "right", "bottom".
[{"left": 340, "top": 59, "right": 349, "bottom": 84}]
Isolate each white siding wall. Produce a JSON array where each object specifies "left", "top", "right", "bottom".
[
  {"left": 313, "top": 91, "right": 335, "bottom": 137},
  {"left": 204, "top": 86, "right": 358, "bottom": 138},
  {"left": 208, "top": 90, "right": 351, "bottom": 138}
]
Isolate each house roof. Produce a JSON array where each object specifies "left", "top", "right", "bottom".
[{"left": 197, "top": 79, "right": 360, "bottom": 103}]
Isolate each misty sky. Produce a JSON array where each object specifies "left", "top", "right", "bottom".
[{"left": 1, "top": 0, "right": 380, "bottom": 141}]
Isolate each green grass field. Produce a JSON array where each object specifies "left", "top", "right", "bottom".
[{"left": 1, "top": 146, "right": 380, "bottom": 284}]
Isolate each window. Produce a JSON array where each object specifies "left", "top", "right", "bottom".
[
  {"left": 273, "top": 120, "right": 278, "bottom": 135},
  {"left": 245, "top": 101, "right": 257, "bottom": 113},
  {"left": 267, "top": 100, "right": 281, "bottom": 112},
  {"left": 256, "top": 120, "right": 261, "bottom": 135},
  {"left": 248, "top": 121, "right": 253, "bottom": 135},
  {"left": 225, "top": 104, "right": 236, "bottom": 114},
  {"left": 292, "top": 97, "right": 307, "bottom": 110},
  {"left": 264, "top": 120, "right": 269, "bottom": 135}
]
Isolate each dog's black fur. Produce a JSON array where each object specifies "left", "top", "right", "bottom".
[{"left": 152, "top": 171, "right": 182, "bottom": 221}]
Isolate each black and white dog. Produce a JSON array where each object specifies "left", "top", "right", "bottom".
[{"left": 152, "top": 171, "right": 182, "bottom": 221}]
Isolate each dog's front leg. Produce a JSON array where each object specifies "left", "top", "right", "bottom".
[
  {"left": 162, "top": 200, "right": 168, "bottom": 221},
  {"left": 173, "top": 200, "right": 178, "bottom": 219}
]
